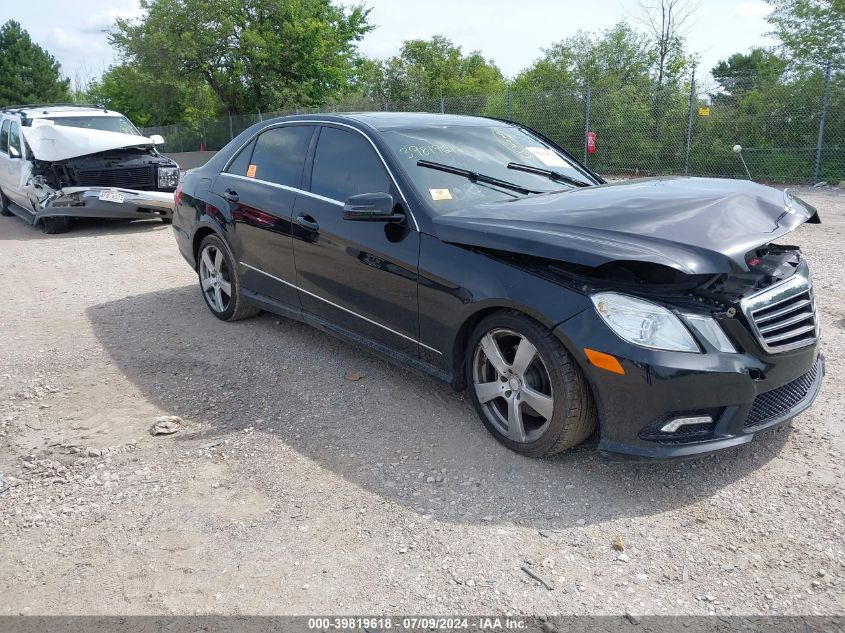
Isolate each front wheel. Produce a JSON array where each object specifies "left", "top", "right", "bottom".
[
  {"left": 197, "top": 234, "right": 260, "bottom": 321},
  {"left": 466, "top": 311, "right": 597, "bottom": 457}
]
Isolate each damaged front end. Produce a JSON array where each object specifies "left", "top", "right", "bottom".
[
  {"left": 433, "top": 177, "right": 824, "bottom": 458},
  {"left": 433, "top": 178, "right": 823, "bottom": 346},
  {"left": 19, "top": 119, "right": 179, "bottom": 226},
  {"left": 29, "top": 149, "right": 178, "bottom": 222},
  {"left": 525, "top": 245, "right": 824, "bottom": 459},
  {"left": 482, "top": 240, "right": 812, "bottom": 321}
]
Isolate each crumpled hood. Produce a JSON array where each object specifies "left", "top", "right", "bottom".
[
  {"left": 432, "top": 177, "right": 819, "bottom": 275},
  {"left": 22, "top": 120, "right": 156, "bottom": 162}
]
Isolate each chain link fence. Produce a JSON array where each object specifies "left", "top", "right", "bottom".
[{"left": 143, "top": 65, "right": 844, "bottom": 183}]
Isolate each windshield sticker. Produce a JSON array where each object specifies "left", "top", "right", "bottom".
[
  {"left": 526, "top": 146, "right": 571, "bottom": 168},
  {"left": 429, "top": 188, "right": 453, "bottom": 201},
  {"left": 246, "top": 164, "right": 257, "bottom": 178},
  {"left": 492, "top": 129, "right": 531, "bottom": 159}
]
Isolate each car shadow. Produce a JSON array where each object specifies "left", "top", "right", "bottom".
[
  {"left": 0, "top": 215, "right": 170, "bottom": 241},
  {"left": 86, "top": 284, "right": 793, "bottom": 528}
]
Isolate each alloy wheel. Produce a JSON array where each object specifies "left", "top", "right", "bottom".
[
  {"left": 199, "top": 244, "right": 233, "bottom": 313},
  {"left": 472, "top": 328, "right": 555, "bottom": 443}
]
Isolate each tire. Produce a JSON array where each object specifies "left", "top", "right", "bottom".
[
  {"left": 161, "top": 217, "right": 172, "bottom": 224},
  {"left": 197, "top": 234, "right": 260, "bottom": 321},
  {"left": 0, "top": 188, "right": 12, "bottom": 216},
  {"left": 466, "top": 310, "right": 597, "bottom": 457},
  {"left": 41, "top": 216, "right": 70, "bottom": 234}
]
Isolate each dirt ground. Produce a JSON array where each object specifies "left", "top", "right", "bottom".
[{"left": 0, "top": 186, "right": 843, "bottom": 617}]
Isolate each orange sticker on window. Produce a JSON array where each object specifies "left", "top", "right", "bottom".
[{"left": 246, "top": 164, "right": 257, "bottom": 178}]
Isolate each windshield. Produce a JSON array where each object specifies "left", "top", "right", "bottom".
[
  {"left": 45, "top": 115, "right": 142, "bottom": 136},
  {"left": 382, "top": 124, "right": 594, "bottom": 213}
]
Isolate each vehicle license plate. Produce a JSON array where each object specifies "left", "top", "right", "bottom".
[{"left": 98, "top": 190, "right": 125, "bottom": 204}]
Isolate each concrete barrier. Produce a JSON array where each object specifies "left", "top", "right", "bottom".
[{"left": 165, "top": 151, "right": 218, "bottom": 171}]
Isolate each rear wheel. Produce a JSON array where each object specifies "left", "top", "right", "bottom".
[
  {"left": 41, "top": 216, "right": 70, "bottom": 234},
  {"left": 0, "top": 188, "right": 12, "bottom": 216},
  {"left": 466, "top": 311, "right": 597, "bottom": 457},
  {"left": 197, "top": 234, "right": 260, "bottom": 321}
]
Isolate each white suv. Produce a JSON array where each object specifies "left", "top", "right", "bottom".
[{"left": 0, "top": 103, "right": 179, "bottom": 234}]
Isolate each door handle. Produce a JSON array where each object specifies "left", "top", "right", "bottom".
[
  {"left": 222, "top": 188, "right": 239, "bottom": 203},
  {"left": 295, "top": 213, "right": 319, "bottom": 231}
]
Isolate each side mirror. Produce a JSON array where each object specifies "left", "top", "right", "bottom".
[
  {"left": 343, "top": 192, "right": 405, "bottom": 223},
  {"left": 149, "top": 134, "right": 165, "bottom": 146},
  {"left": 8, "top": 146, "right": 21, "bottom": 159}
]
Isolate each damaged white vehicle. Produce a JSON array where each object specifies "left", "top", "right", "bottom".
[{"left": 0, "top": 104, "right": 179, "bottom": 234}]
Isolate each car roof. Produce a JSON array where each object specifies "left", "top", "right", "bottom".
[
  {"left": 266, "top": 112, "right": 512, "bottom": 132},
  {"left": 0, "top": 104, "right": 120, "bottom": 119},
  {"left": 337, "top": 112, "right": 510, "bottom": 130}
]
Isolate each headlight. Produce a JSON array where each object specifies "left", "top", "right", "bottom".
[
  {"left": 158, "top": 166, "right": 180, "bottom": 189},
  {"left": 591, "top": 292, "right": 699, "bottom": 352},
  {"left": 682, "top": 313, "right": 737, "bottom": 353}
]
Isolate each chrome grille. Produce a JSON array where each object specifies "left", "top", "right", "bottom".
[{"left": 740, "top": 262, "right": 818, "bottom": 353}]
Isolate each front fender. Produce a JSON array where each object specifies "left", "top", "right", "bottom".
[{"left": 418, "top": 233, "right": 592, "bottom": 382}]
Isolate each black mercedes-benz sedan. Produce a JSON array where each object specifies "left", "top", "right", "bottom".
[{"left": 172, "top": 112, "right": 824, "bottom": 459}]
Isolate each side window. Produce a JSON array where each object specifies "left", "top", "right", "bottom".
[
  {"left": 225, "top": 139, "right": 255, "bottom": 176},
  {"left": 8, "top": 122, "right": 22, "bottom": 157},
  {"left": 0, "top": 120, "right": 9, "bottom": 155},
  {"left": 248, "top": 125, "right": 312, "bottom": 187},
  {"left": 310, "top": 127, "right": 391, "bottom": 202}
]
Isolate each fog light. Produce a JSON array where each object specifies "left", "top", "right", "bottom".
[{"left": 660, "top": 415, "right": 713, "bottom": 433}]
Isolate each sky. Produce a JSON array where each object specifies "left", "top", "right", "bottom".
[{"left": 5, "top": 0, "right": 779, "bottom": 87}]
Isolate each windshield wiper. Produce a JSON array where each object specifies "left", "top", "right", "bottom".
[
  {"left": 507, "top": 162, "right": 592, "bottom": 188},
  {"left": 417, "top": 160, "right": 544, "bottom": 195}
]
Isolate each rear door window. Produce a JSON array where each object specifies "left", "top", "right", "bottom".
[
  {"left": 247, "top": 125, "right": 313, "bottom": 187},
  {"left": 0, "top": 120, "right": 9, "bottom": 155},
  {"left": 225, "top": 139, "right": 255, "bottom": 176},
  {"left": 310, "top": 126, "right": 390, "bottom": 202}
]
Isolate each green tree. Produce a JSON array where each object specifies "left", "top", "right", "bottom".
[
  {"left": 513, "top": 23, "right": 653, "bottom": 93},
  {"left": 86, "top": 64, "right": 218, "bottom": 128},
  {"left": 767, "top": 0, "right": 845, "bottom": 67},
  {"left": 356, "top": 36, "right": 505, "bottom": 102},
  {"left": 0, "top": 20, "right": 70, "bottom": 106},
  {"left": 110, "top": 0, "right": 372, "bottom": 115},
  {"left": 350, "top": 57, "right": 389, "bottom": 101},
  {"left": 511, "top": 22, "right": 691, "bottom": 175},
  {"left": 711, "top": 48, "right": 787, "bottom": 102}
]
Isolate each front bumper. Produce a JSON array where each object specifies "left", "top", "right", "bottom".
[
  {"left": 555, "top": 309, "right": 825, "bottom": 460},
  {"left": 36, "top": 187, "right": 175, "bottom": 221}
]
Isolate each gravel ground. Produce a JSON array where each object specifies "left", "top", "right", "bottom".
[{"left": 0, "top": 187, "right": 843, "bottom": 617}]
